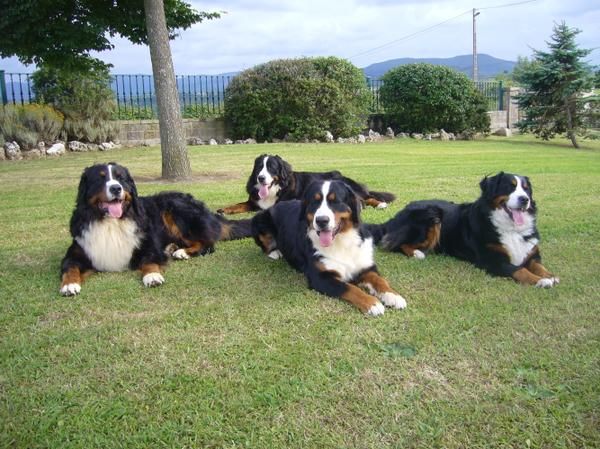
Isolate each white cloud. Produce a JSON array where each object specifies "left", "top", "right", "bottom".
[{"left": 2, "top": 0, "right": 598, "bottom": 74}]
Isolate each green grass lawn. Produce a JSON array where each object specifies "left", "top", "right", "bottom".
[{"left": 1, "top": 135, "right": 599, "bottom": 448}]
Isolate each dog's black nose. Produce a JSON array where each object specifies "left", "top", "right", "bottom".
[
  {"left": 315, "top": 216, "right": 330, "bottom": 229},
  {"left": 109, "top": 184, "right": 123, "bottom": 196},
  {"left": 258, "top": 175, "right": 266, "bottom": 184},
  {"left": 518, "top": 195, "right": 529, "bottom": 206}
]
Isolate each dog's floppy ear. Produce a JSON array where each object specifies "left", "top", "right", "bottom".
[
  {"left": 479, "top": 172, "right": 503, "bottom": 200},
  {"left": 275, "top": 155, "right": 292, "bottom": 187},
  {"left": 344, "top": 183, "right": 362, "bottom": 225},
  {"left": 75, "top": 167, "right": 90, "bottom": 207}
]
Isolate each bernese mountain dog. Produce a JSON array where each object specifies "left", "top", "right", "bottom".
[
  {"left": 218, "top": 154, "right": 396, "bottom": 214},
  {"left": 60, "top": 162, "right": 251, "bottom": 296},
  {"left": 251, "top": 179, "right": 407, "bottom": 315},
  {"left": 367, "top": 172, "right": 559, "bottom": 287}
]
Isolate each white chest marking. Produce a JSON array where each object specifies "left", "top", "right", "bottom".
[
  {"left": 490, "top": 209, "right": 538, "bottom": 266},
  {"left": 257, "top": 183, "right": 281, "bottom": 209},
  {"left": 76, "top": 218, "right": 143, "bottom": 272},
  {"left": 310, "top": 229, "right": 374, "bottom": 282}
]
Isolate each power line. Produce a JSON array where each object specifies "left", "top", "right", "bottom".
[
  {"left": 348, "top": 9, "right": 471, "bottom": 60},
  {"left": 478, "top": 0, "right": 538, "bottom": 11},
  {"left": 348, "top": 0, "right": 539, "bottom": 61}
]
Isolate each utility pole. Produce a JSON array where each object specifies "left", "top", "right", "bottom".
[{"left": 472, "top": 8, "right": 480, "bottom": 82}]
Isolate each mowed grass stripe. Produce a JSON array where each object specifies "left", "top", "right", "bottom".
[{"left": 0, "top": 135, "right": 599, "bottom": 448}]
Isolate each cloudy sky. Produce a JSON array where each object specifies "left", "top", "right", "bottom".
[{"left": 2, "top": 0, "right": 598, "bottom": 74}]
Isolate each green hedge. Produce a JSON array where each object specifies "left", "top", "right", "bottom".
[
  {"left": 224, "top": 57, "right": 370, "bottom": 141},
  {"left": 380, "top": 63, "right": 490, "bottom": 134}
]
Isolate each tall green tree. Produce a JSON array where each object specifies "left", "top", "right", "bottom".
[
  {"left": 0, "top": 0, "right": 219, "bottom": 178},
  {"left": 516, "top": 22, "right": 596, "bottom": 148}
]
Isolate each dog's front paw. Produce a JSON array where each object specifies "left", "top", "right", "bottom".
[
  {"left": 268, "top": 250, "right": 283, "bottom": 260},
  {"left": 380, "top": 292, "right": 407, "bottom": 309},
  {"left": 366, "top": 301, "right": 385, "bottom": 316},
  {"left": 413, "top": 249, "right": 426, "bottom": 260},
  {"left": 376, "top": 202, "right": 388, "bottom": 209},
  {"left": 172, "top": 249, "right": 190, "bottom": 260},
  {"left": 60, "top": 283, "right": 81, "bottom": 296},
  {"left": 536, "top": 277, "right": 558, "bottom": 288},
  {"left": 143, "top": 272, "right": 164, "bottom": 287}
]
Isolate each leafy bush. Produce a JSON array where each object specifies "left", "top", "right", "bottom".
[
  {"left": 0, "top": 104, "right": 64, "bottom": 149},
  {"left": 224, "top": 57, "right": 371, "bottom": 141},
  {"left": 380, "top": 63, "right": 490, "bottom": 134},
  {"left": 32, "top": 65, "right": 118, "bottom": 143}
]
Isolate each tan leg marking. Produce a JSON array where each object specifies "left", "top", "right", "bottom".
[{"left": 512, "top": 267, "right": 542, "bottom": 285}]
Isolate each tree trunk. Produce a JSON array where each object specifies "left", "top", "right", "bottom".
[
  {"left": 564, "top": 97, "right": 580, "bottom": 149},
  {"left": 144, "top": 0, "right": 191, "bottom": 179}
]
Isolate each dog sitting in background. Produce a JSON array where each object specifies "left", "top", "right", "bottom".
[
  {"left": 251, "top": 179, "right": 408, "bottom": 315},
  {"left": 367, "top": 172, "right": 559, "bottom": 287},
  {"left": 60, "top": 162, "right": 250, "bottom": 296},
  {"left": 218, "top": 154, "right": 395, "bottom": 214}
]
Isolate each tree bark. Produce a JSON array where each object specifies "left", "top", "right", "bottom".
[
  {"left": 144, "top": 0, "right": 191, "bottom": 179},
  {"left": 564, "top": 97, "right": 579, "bottom": 149}
]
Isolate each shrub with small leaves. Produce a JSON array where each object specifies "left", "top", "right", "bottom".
[
  {"left": 0, "top": 104, "right": 64, "bottom": 150},
  {"left": 32, "top": 64, "right": 118, "bottom": 143},
  {"left": 380, "top": 63, "right": 490, "bottom": 134},
  {"left": 225, "top": 57, "right": 370, "bottom": 141}
]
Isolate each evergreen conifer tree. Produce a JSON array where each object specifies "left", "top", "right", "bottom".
[{"left": 516, "top": 22, "right": 597, "bottom": 148}]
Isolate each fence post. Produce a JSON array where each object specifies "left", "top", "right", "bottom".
[
  {"left": 498, "top": 81, "right": 504, "bottom": 111},
  {"left": 0, "top": 70, "right": 7, "bottom": 105}
]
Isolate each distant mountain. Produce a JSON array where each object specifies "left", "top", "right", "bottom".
[{"left": 362, "top": 54, "right": 516, "bottom": 80}]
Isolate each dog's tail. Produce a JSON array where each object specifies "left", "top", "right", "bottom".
[
  {"left": 218, "top": 217, "right": 252, "bottom": 240},
  {"left": 368, "top": 190, "right": 396, "bottom": 204},
  {"left": 364, "top": 222, "right": 388, "bottom": 245}
]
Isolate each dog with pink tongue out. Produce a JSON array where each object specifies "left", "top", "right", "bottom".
[
  {"left": 251, "top": 179, "right": 408, "bottom": 316},
  {"left": 365, "top": 172, "right": 559, "bottom": 288},
  {"left": 59, "top": 163, "right": 251, "bottom": 296}
]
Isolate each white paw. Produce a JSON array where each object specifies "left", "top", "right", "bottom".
[
  {"left": 376, "top": 202, "right": 388, "bottom": 209},
  {"left": 413, "top": 249, "right": 426, "bottom": 260},
  {"left": 172, "top": 249, "right": 190, "bottom": 260},
  {"left": 536, "top": 278, "right": 556, "bottom": 288},
  {"left": 268, "top": 250, "right": 283, "bottom": 260},
  {"left": 367, "top": 301, "right": 385, "bottom": 316},
  {"left": 380, "top": 291, "right": 407, "bottom": 309},
  {"left": 60, "top": 283, "right": 81, "bottom": 296},
  {"left": 143, "top": 272, "right": 164, "bottom": 287},
  {"left": 551, "top": 277, "right": 560, "bottom": 285}
]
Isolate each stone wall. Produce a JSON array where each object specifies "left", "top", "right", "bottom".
[{"left": 117, "top": 118, "right": 227, "bottom": 146}]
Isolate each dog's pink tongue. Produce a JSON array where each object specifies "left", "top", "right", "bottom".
[
  {"left": 258, "top": 184, "right": 269, "bottom": 199},
  {"left": 512, "top": 209, "right": 525, "bottom": 225},
  {"left": 319, "top": 230, "right": 334, "bottom": 247},
  {"left": 107, "top": 202, "right": 123, "bottom": 218}
]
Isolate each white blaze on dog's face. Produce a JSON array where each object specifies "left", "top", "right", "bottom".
[
  {"left": 313, "top": 181, "right": 336, "bottom": 246},
  {"left": 484, "top": 172, "right": 534, "bottom": 227},
  {"left": 80, "top": 163, "right": 135, "bottom": 219},
  {"left": 256, "top": 156, "right": 275, "bottom": 199},
  {"left": 305, "top": 180, "right": 358, "bottom": 248}
]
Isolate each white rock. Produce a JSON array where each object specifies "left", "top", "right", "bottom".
[
  {"left": 46, "top": 142, "right": 66, "bottom": 156},
  {"left": 4, "top": 141, "right": 22, "bottom": 160},
  {"left": 68, "top": 141, "right": 88, "bottom": 152},
  {"left": 494, "top": 127, "right": 512, "bottom": 137}
]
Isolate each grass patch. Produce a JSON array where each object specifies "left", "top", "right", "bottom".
[{"left": 1, "top": 135, "right": 599, "bottom": 448}]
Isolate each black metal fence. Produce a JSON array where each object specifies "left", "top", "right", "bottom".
[
  {"left": 366, "top": 77, "right": 504, "bottom": 112},
  {"left": 1, "top": 70, "right": 505, "bottom": 117}
]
